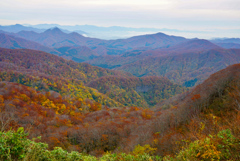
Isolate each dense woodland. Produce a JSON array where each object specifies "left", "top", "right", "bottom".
[
  {"left": 0, "top": 49, "right": 240, "bottom": 160},
  {"left": 0, "top": 48, "right": 184, "bottom": 107},
  {"left": 87, "top": 75, "right": 184, "bottom": 107},
  {"left": 0, "top": 27, "right": 240, "bottom": 160},
  {"left": 89, "top": 43, "right": 240, "bottom": 86}
]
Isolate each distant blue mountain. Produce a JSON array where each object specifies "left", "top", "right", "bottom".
[
  {"left": 28, "top": 24, "right": 218, "bottom": 40},
  {"left": 0, "top": 24, "right": 46, "bottom": 33},
  {"left": 210, "top": 38, "right": 240, "bottom": 49},
  {"left": 27, "top": 24, "right": 164, "bottom": 39},
  {"left": 211, "top": 38, "right": 240, "bottom": 44}
]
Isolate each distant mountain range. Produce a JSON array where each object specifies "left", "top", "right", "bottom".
[
  {"left": 1, "top": 24, "right": 211, "bottom": 40},
  {"left": 0, "top": 24, "right": 78, "bottom": 34},
  {"left": 210, "top": 38, "right": 240, "bottom": 49},
  {"left": 0, "top": 24, "right": 46, "bottom": 33},
  {"left": 0, "top": 24, "right": 240, "bottom": 87},
  {"left": 0, "top": 27, "right": 191, "bottom": 59},
  {"left": 0, "top": 24, "right": 161, "bottom": 39},
  {"left": 211, "top": 38, "right": 240, "bottom": 44},
  {"left": 27, "top": 24, "right": 163, "bottom": 39},
  {"left": 14, "top": 27, "right": 103, "bottom": 48}
]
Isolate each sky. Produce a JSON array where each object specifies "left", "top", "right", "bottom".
[{"left": 0, "top": 0, "right": 240, "bottom": 38}]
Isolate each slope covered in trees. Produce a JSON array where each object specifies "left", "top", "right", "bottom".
[
  {"left": 0, "top": 48, "right": 130, "bottom": 83},
  {"left": 1, "top": 63, "right": 240, "bottom": 160},
  {"left": 146, "top": 63, "right": 240, "bottom": 159},
  {"left": 87, "top": 39, "right": 223, "bottom": 69},
  {"left": 116, "top": 48, "right": 240, "bottom": 86},
  {"left": 0, "top": 48, "right": 184, "bottom": 107},
  {"left": 88, "top": 39, "right": 240, "bottom": 87},
  {"left": 0, "top": 48, "right": 127, "bottom": 107},
  {"left": 0, "top": 81, "right": 163, "bottom": 155},
  {"left": 87, "top": 76, "right": 185, "bottom": 107}
]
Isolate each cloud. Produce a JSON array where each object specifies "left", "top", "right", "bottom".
[
  {"left": 174, "top": 0, "right": 240, "bottom": 10},
  {"left": 0, "top": 0, "right": 239, "bottom": 35}
]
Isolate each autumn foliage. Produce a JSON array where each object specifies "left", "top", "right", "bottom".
[{"left": 1, "top": 48, "right": 240, "bottom": 160}]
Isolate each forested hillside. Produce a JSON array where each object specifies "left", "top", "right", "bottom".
[
  {"left": 89, "top": 40, "right": 240, "bottom": 87},
  {"left": 87, "top": 76, "right": 184, "bottom": 107},
  {"left": 116, "top": 48, "right": 240, "bottom": 86},
  {"left": 0, "top": 48, "right": 129, "bottom": 83},
  {"left": 1, "top": 62, "right": 240, "bottom": 160},
  {"left": 0, "top": 48, "right": 184, "bottom": 108}
]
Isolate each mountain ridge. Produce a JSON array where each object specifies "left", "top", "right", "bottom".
[{"left": 0, "top": 33, "right": 60, "bottom": 54}]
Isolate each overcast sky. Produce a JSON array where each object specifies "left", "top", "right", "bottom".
[{"left": 0, "top": 0, "right": 240, "bottom": 38}]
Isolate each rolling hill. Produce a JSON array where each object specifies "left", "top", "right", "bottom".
[
  {"left": 0, "top": 33, "right": 59, "bottom": 54},
  {"left": 0, "top": 48, "right": 129, "bottom": 83},
  {"left": 116, "top": 48, "right": 240, "bottom": 86},
  {"left": 56, "top": 46, "right": 99, "bottom": 62},
  {"left": 87, "top": 75, "right": 185, "bottom": 107},
  {"left": 88, "top": 39, "right": 240, "bottom": 87},
  {"left": 161, "top": 39, "right": 222, "bottom": 53},
  {"left": 0, "top": 47, "right": 184, "bottom": 107}
]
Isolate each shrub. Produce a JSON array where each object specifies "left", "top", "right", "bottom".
[
  {"left": 132, "top": 144, "right": 157, "bottom": 156},
  {"left": 0, "top": 127, "right": 162, "bottom": 161},
  {"left": 0, "top": 127, "right": 29, "bottom": 160},
  {"left": 175, "top": 129, "right": 240, "bottom": 161}
]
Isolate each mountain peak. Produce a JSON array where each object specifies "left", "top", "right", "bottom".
[
  {"left": 14, "top": 24, "right": 24, "bottom": 27},
  {"left": 52, "top": 27, "right": 61, "bottom": 31},
  {"left": 44, "top": 27, "right": 64, "bottom": 35},
  {"left": 155, "top": 32, "right": 166, "bottom": 35},
  {"left": 187, "top": 39, "right": 221, "bottom": 48}
]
